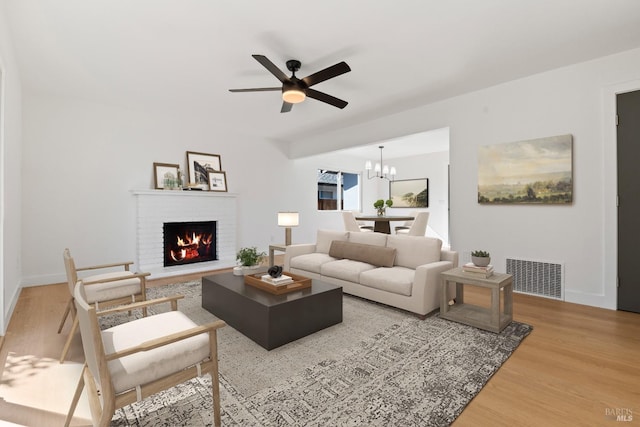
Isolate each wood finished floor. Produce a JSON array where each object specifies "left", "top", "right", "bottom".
[{"left": 1, "top": 269, "right": 639, "bottom": 427}]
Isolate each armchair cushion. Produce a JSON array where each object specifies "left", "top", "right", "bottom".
[
  {"left": 102, "top": 311, "right": 209, "bottom": 394},
  {"left": 83, "top": 271, "right": 141, "bottom": 304}
]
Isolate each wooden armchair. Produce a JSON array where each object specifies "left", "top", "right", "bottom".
[
  {"left": 64, "top": 281, "right": 226, "bottom": 427},
  {"left": 58, "top": 248, "right": 150, "bottom": 363}
]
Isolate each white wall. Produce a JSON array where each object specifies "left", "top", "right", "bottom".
[
  {"left": 385, "top": 150, "right": 450, "bottom": 245},
  {"left": 286, "top": 48, "right": 640, "bottom": 309},
  {"left": 0, "top": 0, "right": 23, "bottom": 334},
  {"left": 20, "top": 95, "right": 296, "bottom": 285},
  {"left": 446, "top": 49, "right": 639, "bottom": 309}
]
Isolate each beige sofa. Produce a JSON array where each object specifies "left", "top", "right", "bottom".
[{"left": 284, "top": 229, "right": 458, "bottom": 316}]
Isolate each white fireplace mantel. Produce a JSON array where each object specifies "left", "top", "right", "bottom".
[
  {"left": 131, "top": 189, "right": 239, "bottom": 198},
  {"left": 132, "top": 189, "right": 238, "bottom": 278}
]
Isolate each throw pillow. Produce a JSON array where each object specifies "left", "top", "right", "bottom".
[{"left": 328, "top": 240, "right": 396, "bottom": 267}]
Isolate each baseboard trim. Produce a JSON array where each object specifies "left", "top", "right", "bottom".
[
  {"left": 2, "top": 284, "right": 21, "bottom": 335},
  {"left": 564, "top": 289, "right": 616, "bottom": 310}
]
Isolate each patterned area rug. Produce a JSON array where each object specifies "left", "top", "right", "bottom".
[{"left": 104, "top": 279, "right": 531, "bottom": 426}]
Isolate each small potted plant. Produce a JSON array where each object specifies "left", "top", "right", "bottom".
[
  {"left": 233, "top": 246, "right": 267, "bottom": 276},
  {"left": 471, "top": 250, "right": 491, "bottom": 267},
  {"left": 373, "top": 199, "right": 393, "bottom": 216}
]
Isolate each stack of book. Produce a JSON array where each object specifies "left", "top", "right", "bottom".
[
  {"left": 261, "top": 274, "right": 294, "bottom": 286},
  {"left": 462, "top": 262, "right": 494, "bottom": 278}
]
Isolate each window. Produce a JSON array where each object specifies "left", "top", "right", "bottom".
[{"left": 317, "top": 170, "right": 361, "bottom": 211}]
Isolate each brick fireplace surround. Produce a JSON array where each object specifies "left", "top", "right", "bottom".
[{"left": 132, "top": 190, "right": 237, "bottom": 278}]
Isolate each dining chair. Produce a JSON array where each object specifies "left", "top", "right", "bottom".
[
  {"left": 394, "top": 211, "right": 417, "bottom": 234},
  {"left": 342, "top": 211, "right": 372, "bottom": 232},
  {"left": 358, "top": 221, "right": 374, "bottom": 231},
  {"left": 64, "top": 281, "right": 226, "bottom": 427},
  {"left": 58, "top": 248, "right": 150, "bottom": 363},
  {"left": 396, "top": 212, "right": 430, "bottom": 236}
]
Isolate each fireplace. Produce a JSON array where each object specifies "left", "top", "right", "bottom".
[
  {"left": 163, "top": 221, "right": 217, "bottom": 267},
  {"left": 133, "top": 190, "right": 237, "bottom": 276}
]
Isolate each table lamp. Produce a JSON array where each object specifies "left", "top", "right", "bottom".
[{"left": 278, "top": 212, "right": 299, "bottom": 246}]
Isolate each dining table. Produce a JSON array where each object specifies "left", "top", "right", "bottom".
[{"left": 354, "top": 215, "right": 415, "bottom": 234}]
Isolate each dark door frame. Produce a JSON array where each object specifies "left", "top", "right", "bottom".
[
  {"left": 603, "top": 81, "right": 640, "bottom": 310},
  {"left": 616, "top": 89, "right": 640, "bottom": 312}
]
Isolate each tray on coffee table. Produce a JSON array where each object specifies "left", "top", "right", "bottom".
[{"left": 244, "top": 271, "right": 312, "bottom": 295}]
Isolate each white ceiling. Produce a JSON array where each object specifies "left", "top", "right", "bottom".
[
  {"left": 5, "top": 0, "right": 640, "bottom": 158},
  {"left": 335, "top": 127, "right": 451, "bottom": 161}
]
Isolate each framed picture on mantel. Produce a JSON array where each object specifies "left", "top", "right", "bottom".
[
  {"left": 208, "top": 171, "right": 228, "bottom": 192},
  {"left": 153, "top": 162, "right": 180, "bottom": 190},
  {"left": 186, "top": 151, "right": 222, "bottom": 189}
]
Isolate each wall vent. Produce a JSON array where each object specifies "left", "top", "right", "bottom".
[{"left": 506, "top": 257, "right": 564, "bottom": 300}]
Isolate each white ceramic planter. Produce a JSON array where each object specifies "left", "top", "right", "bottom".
[
  {"left": 233, "top": 265, "right": 267, "bottom": 276},
  {"left": 471, "top": 256, "right": 491, "bottom": 267}
]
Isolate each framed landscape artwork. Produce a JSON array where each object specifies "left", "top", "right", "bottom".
[
  {"left": 389, "top": 178, "right": 429, "bottom": 208},
  {"left": 478, "top": 134, "right": 573, "bottom": 204},
  {"left": 186, "top": 151, "right": 222, "bottom": 188},
  {"left": 153, "top": 162, "right": 179, "bottom": 189},
  {"left": 208, "top": 171, "right": 228, "bottom": 192}
]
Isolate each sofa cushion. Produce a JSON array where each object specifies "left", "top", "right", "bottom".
[
  {"left": 386, "top": 235, "right": 442, "bottom": 269},
  {"left": 316, "top": 229, "right": 349, "bottom": 254},
  {"left": 321, "top": 259, "right": 377, "bottom": 282},
  {"left": 329, "top": 240, "right": 396, "bottom": 268},
  {"left": 289, "top": 253, "right": 337, "bottom": 274},
  {"left": 348, "top": 231, "right": 388, "bottom": 247},
  {"left": 360, "top": 266, "right": 415, "bottom": 296}
]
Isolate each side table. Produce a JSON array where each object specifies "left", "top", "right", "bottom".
[
  {"left": 440, "top": 267, "right": 513, "bottom": 333},
  {"left": 268, "top": 243, "right": 288, "bottom": 267}
]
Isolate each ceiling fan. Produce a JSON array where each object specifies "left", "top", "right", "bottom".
[{"left": 229, "top": 54, "right": 351, "bottom": 113}]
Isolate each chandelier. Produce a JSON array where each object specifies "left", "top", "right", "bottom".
[{"left": 365, "top": 145, "right": 396, "bottom": 181}]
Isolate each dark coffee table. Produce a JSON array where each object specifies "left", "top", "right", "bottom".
[{"left": 202, "top": 272, "right": 343, "bottom": 350}]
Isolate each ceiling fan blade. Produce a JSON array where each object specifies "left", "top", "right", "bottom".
[
  {"left": 281, "top": 102, "right": 293, "bottom": 113},
  {"left": 306, "top": 88, "right": 348, "bottom": 109},
  {"left": 229, "top": 87, "right": 281, "bottom": 92},
  {"left": 302, "top": 61, "right": 351, "bottom": 87},
  {"left": 252, "top": 54, "right": 290, "bottom": 83}
]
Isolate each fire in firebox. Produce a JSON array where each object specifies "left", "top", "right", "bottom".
[{"left": 163, "top": 221, "right": 217, "bottom": 267}]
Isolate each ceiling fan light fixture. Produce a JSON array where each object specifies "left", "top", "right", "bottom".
[
  {"left": 282, "top": 89, "right": 306, "bottom": 104},
  {"left": 230, "top": 55, "right": 350, "bottom": 112}
]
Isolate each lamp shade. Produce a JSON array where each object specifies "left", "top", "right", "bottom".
[
  {"left": 365, "top": 145, "right": 397, "bottom": 181},
  {"left": 278, "top": 212, "right": 299, "bottom": 227}
]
